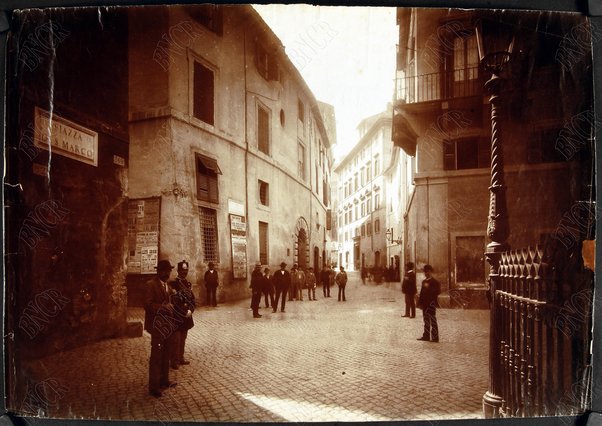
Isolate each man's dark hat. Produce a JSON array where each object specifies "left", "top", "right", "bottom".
[
  {"left": 424, "top": 264, "right": 434, "bottom": 272},
  {"left": 280, "top": 262, "right": 287, "bottom": 267},
  {"left": 155, "top": 260, "right": 174, "bottom": 271},
  {"left": 177, "top": 260, "right": 189, "bottom": 271}
]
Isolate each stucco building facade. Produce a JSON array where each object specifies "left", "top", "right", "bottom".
[{"left": 126, "top": 5, "right": 335, "bottom": 305}]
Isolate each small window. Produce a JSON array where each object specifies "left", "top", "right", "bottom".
[
  {"left": 367, "top": 222, "right": 372, "bottom": 236},
  {"left": 374, "top": 155, "right": 380, "bottom": 175},
  {"left": 298, "top": 99, "right": 305, "bottom": 123},
  {"left": 256, "top": 43, "right": 269, "bottom": 80},
  {"left": 196, "top": 154, "right": 221, "bottom": 203},
  {"left": 193, "top": 61, "right": 215, "bottom": 125},
  {"left": 375, "top": 218, "right": 381, "bottom": 234},
  {"left": 280, "top": 109, "right": 285, "bottom": 126},
  {"left": 258, "top": 180, "right": 269, "bottom": 206},
  {"left": 257, "top": 105, "right": 270, "bottom": 155},
  {"left": 361, "top": 224, "right": 366, "bottom": 237},
  {"left": 443, "top": 138, "right": 490, "bottom": 170},
  {"left": 188, "top": 4, "right": 223, "bottom": 35}
]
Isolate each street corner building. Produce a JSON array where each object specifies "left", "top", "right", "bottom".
[
  {"left": 391, "top": 8, "right": 595, "bottom": 417},
  {"left": 125, "top": 5, "right": 336, "bottom": 304},
  {"left": 4, "top": 3, "right": 336, "bottom": 410}
]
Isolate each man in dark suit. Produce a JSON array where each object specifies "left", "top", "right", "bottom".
[
  {"left": 401, "top": 262, "right": 417, "bottom": 318},
  {"left": 250, "top": 262, "right": 264, "bottom": 318},
  {"left": 204, "top": 262, "right": 219, "bottom": 306},
  {"left": 416, "top": 264, "right": 441, "bottom": 342},
  {"left": 169, "top": 260, "right": 195, "bottom": 369},
  {"left": 272, "top": 262, "right": 291, "bottom": 313},
  {"left": 144, "top": 259, "right": 177, "bottom": 397},
  {"left": 320, "top": 265, "right": 332, "bottom": 297}
]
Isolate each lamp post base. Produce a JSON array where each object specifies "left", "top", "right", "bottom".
[{"left": 483, "top": 391, "right": 503, "bottom": 418}]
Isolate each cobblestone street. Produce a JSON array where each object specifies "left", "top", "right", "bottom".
[{"left": 19, "top": 272, "right": 489, "bottom": 422}]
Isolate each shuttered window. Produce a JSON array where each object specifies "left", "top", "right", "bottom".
[{"left": 196, "top": 154, "right": 221, "bottom": 203}]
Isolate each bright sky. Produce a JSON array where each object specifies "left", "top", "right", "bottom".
[{"left": 253, "top": 5, "right": 398, "bottom": 163}]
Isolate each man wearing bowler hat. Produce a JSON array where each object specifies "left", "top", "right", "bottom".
[
  {"left": 272, "top": 262, "right": 291, "bottom": 313},
  {"left": 250, "top": 262, "right": 264, "bottom": 318},
  {"left": 169, "top": 260, "right": 195, "bottom": 368},
  {"left": 144, "top": 259, "right": 177, "bottom": 397},
  {"left": 204, "top": 262, "right": 219, "bottom": 306},
  {"left": 417, "top": 264, "right": 441, "bottom": 342}
]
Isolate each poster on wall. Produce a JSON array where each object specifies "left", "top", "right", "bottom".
[
  {"left": 229, "top": 214, "right": 247, "bottom": 279},
  {"left": 127, "top": 197, "right": 161, "bottom": 274}
]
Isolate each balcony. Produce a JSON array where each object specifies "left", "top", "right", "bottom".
[{"left": 395, "top": 67, "right": 482, "bottom": 104}]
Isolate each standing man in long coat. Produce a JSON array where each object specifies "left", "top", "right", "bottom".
[
  {"left": 272, "top": 262, "right": 291, "bottom": 313},
  {"left": 204, "top": 262, "right": 219, "bottom": 306},
  {"left": 416, "top": 264, "right": 441, "bottom": 342},
  {"left": 401, "top": 262, "right": 417, "bottom": 318},
  {"left": 321, "top": 265, "right": 332, "bottom": 298},
  {"left": 144, "top": 259, "right": 177, "bottom": 397},
  {"left": 169, "top": 260, "right": 195, "bottom": 368},
  {"left": 250, "top": 262, "right": 263, "bottom": 318}
]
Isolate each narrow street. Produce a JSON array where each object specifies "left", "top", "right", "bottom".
[{"left": 20, "top": 272, "right": 489, "bottom": 422}]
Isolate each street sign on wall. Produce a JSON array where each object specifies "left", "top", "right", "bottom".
[
  {"left": 229, "top": 214, "right": 247, "bottom": 279},
  {"left": 127, "top": 197, "right": 161, "bottom": 274}
]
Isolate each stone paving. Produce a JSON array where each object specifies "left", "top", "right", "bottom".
[{"left": 16, "top": 273, "right": 490, "bottom": 422}]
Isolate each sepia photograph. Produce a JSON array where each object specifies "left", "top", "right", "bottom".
[{"left": 2, "top": 1, "right": 598, "bottom": 423}]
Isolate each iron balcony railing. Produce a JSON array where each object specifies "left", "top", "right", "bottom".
[{"left": 395, "top": 67, "right": 482, "bottom": 104}]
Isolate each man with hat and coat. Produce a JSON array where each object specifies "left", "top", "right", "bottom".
[
  {"left": 204, "top": 262, "right": 219, "bottom": 306},
  {"left": 272, "top": 262, "right": 291, "bottom": 313},
  {"left": 144, "top": 259, "right": 177, "bottom": 397},
  {"left": 250, "top": 262, "right": 264, "bottom": 318},
  {"left": 417, "top": 264, "right": 441, "bottom": 342},
  {"left": 169, "top": 260, "right": 196, "bottom": 368}
]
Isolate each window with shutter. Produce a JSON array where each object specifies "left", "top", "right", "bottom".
[{"left": 196, "top": 154, "right": 221, "bottom": 203}]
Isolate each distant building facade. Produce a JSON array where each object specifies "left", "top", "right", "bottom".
[
  {"left": 334, "top": 107, "right": 393, "bottom": 272},
  {"left": 127, "top": 5, "right": 335, "bottom": 304}
]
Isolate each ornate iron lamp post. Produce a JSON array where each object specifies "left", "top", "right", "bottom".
[{"left": 475, "top": 16, "right": 515, "bottom": 418}]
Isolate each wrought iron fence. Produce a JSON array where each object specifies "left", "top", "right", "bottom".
[
  {"left": 495, "top": 245, "right": 592, "bottom": 417},
  {"left": 395, "top": 67, "right": 481, "bottom": 104}
]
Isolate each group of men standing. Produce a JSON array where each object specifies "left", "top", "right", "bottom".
[
  {"left": 401, "top": 262, "right": 441, "bottom": 343},
  {"left": 249, "top": 262, "right": 349, "bottom": 316},
  {"left": 143, "top": 259, "right": 196, "bottom": 398}
]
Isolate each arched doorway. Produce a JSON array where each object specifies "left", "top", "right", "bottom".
[
  {"left": 313, "top": 246, "right": 320, "bottom": 272},
  {"left": 298, "top": 229, "right": 307, "bottom": 269},
  {"left": 375, "top": 250, "right": 381, "bottom": 268},
  {"left": 294, "top": 217, "right": 310, "bottom": 269}
]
